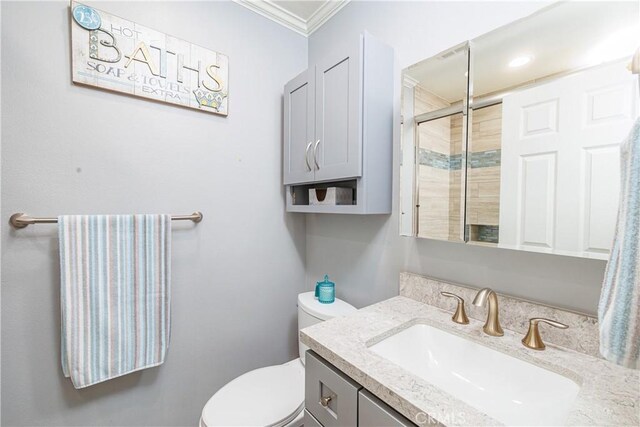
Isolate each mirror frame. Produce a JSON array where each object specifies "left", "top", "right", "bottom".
[{"left": 400, "top": 41, "right": 471, "bottom": 242}]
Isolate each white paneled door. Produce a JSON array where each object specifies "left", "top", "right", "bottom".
[{"left": 500, "top": 61, "right": 638, "bottom": 258}]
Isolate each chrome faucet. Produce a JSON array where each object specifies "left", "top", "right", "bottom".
[{"left": 472, "top": 288, "right": 504, "bottom": 337}]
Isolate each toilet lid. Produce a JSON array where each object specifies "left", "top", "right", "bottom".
[{"left": 201, "top": 359, "right": 304, "bottom": 427}]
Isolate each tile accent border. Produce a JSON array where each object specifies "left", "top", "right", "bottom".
[
  {"left": 418, "top": 149, "right": 500, "bottom": 170},
  {"left": 467, "top": 224, "right": 499, "bottom": 243},
  {"left": 418, "top": 148, "right": 450, "bottom": 169},
  {"left": 399, "top": 272, "right": 600, "bottom": 358},
  {"left": 468, "top": 149, "right": 501, "bottom": 168}
]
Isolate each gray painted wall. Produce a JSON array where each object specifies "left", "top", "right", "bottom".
[
  {"left": 305, "top": 1, "right": 607, "bottom": 315},
  {"left": 1, "top": 2, "right": 307, "bottom": 426},
  {"left": 1, "top": 2, "right": 611, "bottom": 427}
]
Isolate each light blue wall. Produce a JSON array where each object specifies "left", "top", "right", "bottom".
[
  {"left": 305, "top": 1, "right": 607, "bottom": 315},
  {"left": 1, "top": 2, "right": 307, "bottom": 425}
]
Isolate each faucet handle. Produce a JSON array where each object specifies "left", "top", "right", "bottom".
[
  {"left": 522, "top": 318, "right": 569, "bottom": 350},
  {"left": 440, "top": 292, "right": 469, "bottom": 325}
]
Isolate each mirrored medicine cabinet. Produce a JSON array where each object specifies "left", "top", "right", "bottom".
[{"left": 400, "top": 1, "right": 640, "bottom": 260}]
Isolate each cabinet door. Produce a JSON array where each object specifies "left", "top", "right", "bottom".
[
  {"left": 358, "top": 390, "right": 416, "bottom": 427},
  {"left": 284, "top": 68, "right": 315, "bottom": 185},
  {"left": 314, "top": 40, "right": 362, "bottom": 182},
  {"left": 306, "top": 351, "right": 361, "bottom": 427}
]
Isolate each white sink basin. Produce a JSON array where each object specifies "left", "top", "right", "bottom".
[{"left": 369, "top": 324, "right": 580, "bottom": 426}]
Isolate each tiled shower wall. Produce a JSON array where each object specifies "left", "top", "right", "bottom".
[
  {"left": 415, "top": 86, "right": 452, "bottom": 240},
  {"left": 448, "top": 114, "right": 463, "bottom": 240},
  {"left": 416, "top": 93, "right": 503, "bottom": 244},
  {"left": 467, "top": 104, "right": 502, "bottom": 244}
]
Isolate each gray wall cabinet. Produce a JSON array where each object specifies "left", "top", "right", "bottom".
[
  {"left": 313, "top": 42, "right": 361, "bottom": 182},
  {"left": 283, "top": 32, "right": 393, "bottom": 214},
  {"left": 284, "top": 68, "right": 315, "bottom": 185},
  {"left": 305, "top": 351, "right": 416, "bottom": 426}
]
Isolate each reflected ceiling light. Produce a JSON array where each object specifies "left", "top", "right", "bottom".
[
  {"left": 586, "top": 25, "right": 640, "bottom": 66},
  {"left": 508, "top": 55, "right": 533, "bottom": 68}
]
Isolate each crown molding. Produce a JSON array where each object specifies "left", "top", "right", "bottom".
[
  {"left": 403, "top": 75, "right": 419, "bottom": 88},
  {"left": 234, "top": 0, "right": 350, "bottom": 37},
  {"left": 306, "top": 0, "right": 349, "bottom": 35}
]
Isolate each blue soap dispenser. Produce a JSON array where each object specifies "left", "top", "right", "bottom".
[{"left": 316, "top": 275, "right": 335, "bottom": 304}]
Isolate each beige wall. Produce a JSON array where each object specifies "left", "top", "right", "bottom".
[
  {"left": 414, "top": 98, "right": 502, "bottom": 242},
  {"left": 471, "top": 104, "right": 502, "bottom": 152},
  {"left": 414, "top": 85, "right": 469, "bottom": 242},
  {"left": 415, "top": 85, "right": 453, "bottom": 240},
  {"left": 415, "top": 86, "right": 451, "bottom": 154},
  {"left": 467, "top": 104, "right": 502, "bottom": 234},
  {"left": 418, "top": 166, "right": 451, "bottom": 240},
  {"left": 449, "top": 114, "right": 464, "bottom": 241},
  {"left": 414, "top": 85, "right": 450, "bottom": 117}
]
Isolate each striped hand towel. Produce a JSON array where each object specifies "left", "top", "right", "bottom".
[
  {"left": 58, "top": 214, "right": 171, "bottom": 388},
  {"left": 598, "top": 117, "right": 640, "bottom": 370}
]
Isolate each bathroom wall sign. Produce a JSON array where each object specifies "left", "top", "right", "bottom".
[{"left": 71, "top": 2, "right": 229, "bottom": 116}]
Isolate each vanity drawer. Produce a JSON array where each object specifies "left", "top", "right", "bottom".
[
  {"left": 358, "top": 390, "right": 416, "bottom": 427},
  {"left": 305, "top": 350, "right": 362, "bottom": 426},
  {"left": 304, "top": 409, "right": 323, "bottom": 427}
]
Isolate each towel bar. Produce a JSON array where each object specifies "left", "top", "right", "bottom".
[{"left": 9, "top": 212, "right": 203, "bottom": 229}]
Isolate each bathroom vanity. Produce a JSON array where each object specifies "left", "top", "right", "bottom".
[
  {"left": 305, "top": 350, "right": 414, "bottom": 427},
  {"left": 300, "top": 273, "right": 639, "bottom": 426},
  {"left": 305, "top": 351, "right": 413, "bottom": 427}
]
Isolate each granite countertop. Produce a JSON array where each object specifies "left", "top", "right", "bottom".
[{"left": 300, "top": 296, "right": 639, "bottom": 426}]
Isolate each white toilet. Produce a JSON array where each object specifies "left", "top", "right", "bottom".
[{"left": 200, "top": 291, "right": 356, "bottom": 427}]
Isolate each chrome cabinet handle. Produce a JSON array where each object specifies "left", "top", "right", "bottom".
[
  {"left": 440, "top": 291, "right": 469, "bottom": 325},
  {"left": 304, "top": 142, "right": 313, "bottom": 171},
  {"left": 522, "top": 317, "right": 568, "bottom": 350},
  {"left": 313, "top": 140, "right": 320, "bottom": 170},
  {"left": 320, "top": 395, "right": 332, "bottom": 407}
]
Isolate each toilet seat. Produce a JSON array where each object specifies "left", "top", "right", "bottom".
[{"left": 200, "top": 358, "right": 304, "bottom": 427}]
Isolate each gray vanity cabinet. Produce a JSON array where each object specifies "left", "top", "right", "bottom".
[
  {"left": 283, "top": 32, "right": 393, "bottom": 214},
  {"left": 305, "top": 350, "right": 361, "bottom": 426},
  {"left": 305, "top": 351, "right": 417, "bottom": 427},
  {"left": 358, "top": 390, "right": 414, "bottom": 427}
]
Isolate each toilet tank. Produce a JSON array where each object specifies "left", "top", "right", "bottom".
[{"left": 297, "top": 292, "right": 356, "bottom": 365}]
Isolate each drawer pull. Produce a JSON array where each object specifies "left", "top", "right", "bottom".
[{"left": 320, "top": 396, "right": 332, "bottom": 407}]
